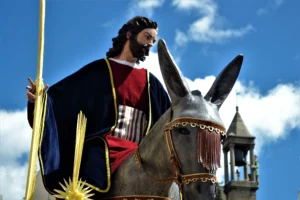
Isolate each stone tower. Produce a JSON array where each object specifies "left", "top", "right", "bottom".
[{"left": 222, "top": 106, "right": 259, "bottom": 200}]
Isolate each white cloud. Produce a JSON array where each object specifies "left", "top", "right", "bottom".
[
  {"left": 0, "top": 164, "right": 28, "bottom": 200},
  {"left": 174, "top": 30, "right": 189, "bottom": 47},
  {"left": 128, "top": 0, "right": 165, "bottom": 18},
  {"left": 190, "top": 23, "right": 254, "bottom": 43},
  {"left": 172, "top": 0, "right": 217, "bottom": 15},
  {"left": 229, "top": 83, "right": 300, "bottom": 154},
  {"left": 125, "top": 0, "right": 253, "bottom": 48},
  {"left": 257, "top": 0, "right": 285, "bottom": 16},
  {"left": 172, "top": 0, "right": 254, "bottom": 45},
  {"left": 0, "top": 109, "right": 32, "bottom": 199},
  {"left": 128, "top": 0, "right": 253, "bottom": 45},
  {"left": 0, "top": 110, "right": 32, "bottom": 165}
]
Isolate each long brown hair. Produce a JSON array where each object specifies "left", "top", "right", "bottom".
[{"left": 106, "top": 16, "right": 158, "bottom": 59}]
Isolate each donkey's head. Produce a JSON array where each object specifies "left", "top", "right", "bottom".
[{"left": 158, "top": 39, "right": 243, "bottom": 200}]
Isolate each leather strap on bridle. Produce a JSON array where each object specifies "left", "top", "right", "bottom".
[{"left": 165, "top": 129, "right": 182, "bottom": 176}]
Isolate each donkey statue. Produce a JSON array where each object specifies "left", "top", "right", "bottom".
[
  {"left": 99, "top": 39, "right": 243, "bottom": 200},
  {"left": 34, "top": 39, "right": 243, "bottom": 200}
]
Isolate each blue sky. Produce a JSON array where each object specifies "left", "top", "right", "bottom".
[{"left": 0, "top": 0, "right": 299, "bottom": 199}]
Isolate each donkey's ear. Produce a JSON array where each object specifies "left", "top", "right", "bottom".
[
  {"left": 158, "top": 39, "right": 190, "bottom": 102},
  {"left": 204, "top": 55, "right": 243, "bottom": 109}
]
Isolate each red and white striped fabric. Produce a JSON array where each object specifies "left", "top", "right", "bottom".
[{"left": 110, "top": 105, "right": 148, "bottom": 144}]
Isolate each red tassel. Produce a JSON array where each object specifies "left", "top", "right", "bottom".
[{"left": 198, "top": 129, "right": 221, "bottom": 171}]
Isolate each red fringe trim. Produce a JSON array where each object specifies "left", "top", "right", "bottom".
[{"left": 197, "top": 129, "right": 221, "bottom": 171}]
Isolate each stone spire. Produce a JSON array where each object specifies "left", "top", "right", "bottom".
[{"left": 226, "top": 106, "right": 253, "bottom": 137}]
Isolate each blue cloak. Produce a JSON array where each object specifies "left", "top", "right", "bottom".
[{"left": 27, "top": 58, "right": 171, "bottom": 194}]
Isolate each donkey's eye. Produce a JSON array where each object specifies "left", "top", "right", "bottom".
[{"left": 177, "top": 128, "right": 190, "bottom": 135}]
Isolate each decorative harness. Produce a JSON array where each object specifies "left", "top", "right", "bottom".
[{"left": 134, "top": 117, "right": 226, "bottom": 192}]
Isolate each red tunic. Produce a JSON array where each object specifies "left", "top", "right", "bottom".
[
  {"left": 110, "top": 59, "right": 148, "bottom": 114},
  {"left": 106, "top": 59, "right": 149, "bottom": 174}
]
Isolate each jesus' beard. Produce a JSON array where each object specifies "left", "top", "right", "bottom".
[{"left": 129, "top": 37, "right": 150, "bottom": 64}]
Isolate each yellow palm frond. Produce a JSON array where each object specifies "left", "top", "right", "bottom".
[{"left": 54, "top": 112, "right": 94, "bottom": 200}]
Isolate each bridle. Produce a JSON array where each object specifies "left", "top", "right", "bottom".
[{"left": 134, "top": 117, "right": 226, "bottom": 195}]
